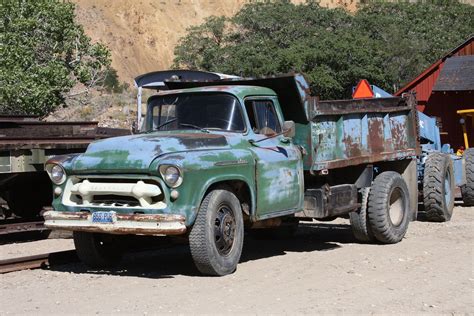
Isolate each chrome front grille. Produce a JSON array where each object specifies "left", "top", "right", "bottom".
[{"left": 63, "top": 177, "right": 166, "bottom": 209}]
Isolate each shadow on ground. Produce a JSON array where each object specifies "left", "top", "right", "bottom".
[{"left": 50, "top": 221, "right": 356, "bottom": 279}]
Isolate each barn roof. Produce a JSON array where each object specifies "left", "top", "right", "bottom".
[
  {"left": 433, "top": 55, "right": 474, "bottom": 91},
  {"left": 395, "top": 35, "right": 474, "bottom": 99}
]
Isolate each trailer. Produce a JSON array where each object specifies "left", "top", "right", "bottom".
[
  {"left": 418, "top": 111, "right": 474, "bottom": 219},
  {"left": 0, "top": 116, "right": 129, "bottom": 218}
]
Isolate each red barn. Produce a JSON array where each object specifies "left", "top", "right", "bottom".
[{"left": 395, "top": 35, "right": 474, "bottom": 150}]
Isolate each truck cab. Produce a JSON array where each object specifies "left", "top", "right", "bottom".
[{"left": 44, "top": 83, "right": 305, "bottom": 275}]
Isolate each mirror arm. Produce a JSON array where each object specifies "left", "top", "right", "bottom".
[{"left": 248, "top": 129, "right": 291, "bottom": 145}]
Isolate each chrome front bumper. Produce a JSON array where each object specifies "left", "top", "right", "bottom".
[{"left": 43, "top": 211, "right": 187, "bottom": 236}]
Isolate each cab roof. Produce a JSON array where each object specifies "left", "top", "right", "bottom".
[
  {"left": 138, "top": 71, "right": 312, "bottom": 123},
  {"left": 156, "top": 85, "right": 277, "bottom": 100}
]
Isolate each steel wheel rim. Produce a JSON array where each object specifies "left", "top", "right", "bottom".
[
  {"left": 444, "top": 170, "right": 452, "bottom": 206},
  {"left": 389, "top": 188, "right": 405, "bottom": 226},
  {"left": 214, "top": 204, "right": 236, "bottom": 256}
]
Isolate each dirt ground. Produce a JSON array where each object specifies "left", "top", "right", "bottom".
[{"left": 1, "top": 205, "right": 473, "bottom": 315}]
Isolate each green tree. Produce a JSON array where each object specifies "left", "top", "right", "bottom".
[
  {"left": 173, "top": 1, "right": 474, "bottom": 99},
  {"left": 0, "top": 0, "right": 111, "bottom": 115},
  {"left": 355, "top": 1, "right": 473, "bottom": 91}
]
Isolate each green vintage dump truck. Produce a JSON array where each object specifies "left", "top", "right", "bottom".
[{"left": 44, "top": 72, "right": 420, "bottom": 276}]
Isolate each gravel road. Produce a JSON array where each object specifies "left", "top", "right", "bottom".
[{"left": 1, "top": 205, "right": 473, "bottom": 315}]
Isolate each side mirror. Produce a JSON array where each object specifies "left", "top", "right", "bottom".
[{"left": 283, "top": 120, "right": 295, "bottom": 138}]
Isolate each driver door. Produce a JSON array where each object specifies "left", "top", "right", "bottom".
[{"left": 245, "top": 98, "right": 303, "bottom": 219}]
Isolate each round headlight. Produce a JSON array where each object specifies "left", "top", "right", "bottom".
[
  {"left": 160, "top": 165, "right": 183, "bottom": 187},
  {"left": 50, "top": 164, "right": 66, "bottom": 184}
]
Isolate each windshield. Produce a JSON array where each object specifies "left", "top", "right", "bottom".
[{"left": 143, "top": 93, "right": 246, "bottom": 133}]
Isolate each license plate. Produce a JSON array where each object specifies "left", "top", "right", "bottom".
[{"left": 91, "top": 211, "right": 116, "bottom": 224}]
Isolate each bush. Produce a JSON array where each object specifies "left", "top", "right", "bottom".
[{"left": 0, "top": 0, "right": 111, "bottom": 116}]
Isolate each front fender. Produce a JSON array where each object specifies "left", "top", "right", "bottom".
[
  {"left": 195, "top": 173, "right": 256, "bottom": 223},
  {"left": 151, "top": 149, "right": 256, "bottom": 226}
]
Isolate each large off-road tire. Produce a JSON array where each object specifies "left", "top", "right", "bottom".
[
  {"left": 73, "top": 232, "right": 123, "bottom": 268},
  {"left": 423, "top": 152, "right": 455, "bottom": 221},
  {"left": 367, "top": 171, "right": 410, "bottom": 244},
  {"left": 461, "top": 148, "right": 474, "bottom": 206},
  {"left": 349, "top": 187, "right": 375, "bottom": 242},
  {"left": 189, "top": 189, "right": 244, "bottom": 276}
]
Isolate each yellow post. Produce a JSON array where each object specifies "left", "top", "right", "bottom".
[
  {"left": 461, "top": 122, "right": 469, "bottom": 149},
  {"left": 457, "top": 109, "right": 474, "bottom": 149}
]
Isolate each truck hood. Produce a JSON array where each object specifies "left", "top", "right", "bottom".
[{"left": 71, "top": 132, "right": 229, "bottom": 173}]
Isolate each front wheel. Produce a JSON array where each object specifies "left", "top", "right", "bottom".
[
  {"left": 367, "top": 171, "right": 410, "bottom": 244},
  {"left": 189, "top": 189, "right": 244, "bottom": 276}
]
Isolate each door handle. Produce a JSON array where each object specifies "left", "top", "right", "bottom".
[{"left": 280, "top": 137, "right": 290, "bottom": 144}]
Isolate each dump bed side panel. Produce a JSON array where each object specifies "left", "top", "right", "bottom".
[{"left": 296, "top": 95, "right": 420, "bottom": 172}]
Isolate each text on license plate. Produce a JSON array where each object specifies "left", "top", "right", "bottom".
[{"left": 91, "top": 211, "right": 116, "bottom": 223}]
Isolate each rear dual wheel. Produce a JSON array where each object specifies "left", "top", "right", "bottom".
[
  {"left": 349, "top": 187, "right": 375, "bottom": 242},
  {"left": 350, "top": 171, "right": 410, "bottom": 244}
]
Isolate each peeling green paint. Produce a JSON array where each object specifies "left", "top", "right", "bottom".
[
  {"left": 49, "top": 86, "right": 304, "bottom": 228},
  {"left": 48, "top": 78, "right": 418, "bottom": 234}
]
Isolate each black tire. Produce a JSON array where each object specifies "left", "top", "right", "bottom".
[
  {"left": 189, "top": 189, "right": 244, "bottom": 276},
  {"left": 349, "top": 187, "right": 375, "bottom": 242},
  {"left": 461, "top": 148, "right": 474, "bottom": 206},
  {"left": 423, "top": 152, "right": 455, "bottom": 221},
  {"left": 4, "top": 172, "right": 51, "bottom": 218},
  {"left": 73, "top": 231, "right": 123, "bottom": 268},
  {"left": 367, "top": 171, "right": 410, "bottom": 244}
]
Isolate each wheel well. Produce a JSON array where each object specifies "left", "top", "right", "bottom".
[{"left": 204, "top": 180, "right": 252, "bottom": 218}]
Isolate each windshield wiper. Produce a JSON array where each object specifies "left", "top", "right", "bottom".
[
  {"left": 144, "top": 118, "right": 178, "bottom": 133},
  {"left": 179, "top": 122, "right": 209, "bottom": 133}
]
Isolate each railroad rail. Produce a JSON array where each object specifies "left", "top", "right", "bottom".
[
  {"left": 0, "top": 217, "right": 47, "bottom": 235},
  {"left": 0, "top": 250, "right": 77, "bottom": 274},
  {"left": 0, "top": 236, "right": 186, "bottom": 274}
]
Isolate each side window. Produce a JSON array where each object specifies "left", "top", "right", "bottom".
[{"left": 244, "top": 100, "right": 281, "bottom": 135}]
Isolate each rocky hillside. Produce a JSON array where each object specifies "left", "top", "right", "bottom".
[
  {"left": 72, "top": 0, "right": 360, "bottom": 83},
  {"left": 58, "top": 0, "right": 471, "bottom": 128}
]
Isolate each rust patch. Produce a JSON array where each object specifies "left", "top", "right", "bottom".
[
  {"left": 43, "top": 211, "right": 89, "bottom": 220},
  {"left": 46, "top": 225, "right": 187, "bottom": 236},
  {"left": 343, "top": 135, "right": 362, "bottom": 158},
  {"left": 368, "top": 118, "right": 385, "bottom": 153},
  {"left": 391, "top": 120, "right": 408, "bottom": 151},
  {"left": 117, "top": 213, "right": 185, "bottom": 222},
  {"left": 176, "top": 134, "right": 228, "bottom": 148},
  {"left": 43, "top": 211, "right": 187, "bottom": 236}
]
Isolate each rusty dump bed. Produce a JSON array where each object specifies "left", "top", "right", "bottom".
[
  {"left": 0, "top": 116, "right": 130, "bottom": 150},
  {"left": 164, "top": 73, "right": 420, "bottom": 172},
  {"left": 301, "top": 95, "right": 420, "bottom": 172}
]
